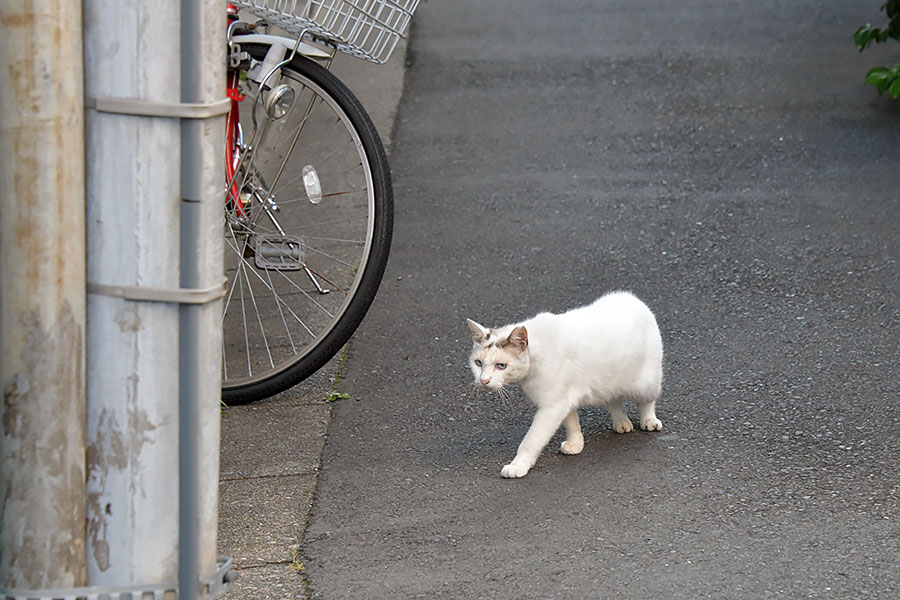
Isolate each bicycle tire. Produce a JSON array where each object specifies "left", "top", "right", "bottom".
[{"left": 222, "top": 48, "right": 393, "bottom": 404}]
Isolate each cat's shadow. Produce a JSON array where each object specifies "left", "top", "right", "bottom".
[{"left": 431, "top": 398, "right": 646, "bottom": 474}]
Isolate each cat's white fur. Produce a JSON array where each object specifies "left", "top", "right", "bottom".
[{"left": 467, "top": 291, "right": 663, "bottom": 478}]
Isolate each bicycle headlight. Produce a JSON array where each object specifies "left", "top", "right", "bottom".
[{"left": 265, "top": 84, "right": 295, "bottom": 120}]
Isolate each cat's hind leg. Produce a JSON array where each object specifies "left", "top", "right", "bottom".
[
  {"left": 637, "top": 397, "right": 663, "bottom": 431},
  {"left": 607, "top": 398, "right": 634, "bottom": 434},
  {"left": 560, "top": 409, "right": 584, "bottom": 455},
  {"left": 636, "top": 368, "right": 663, "bottom": 431}
]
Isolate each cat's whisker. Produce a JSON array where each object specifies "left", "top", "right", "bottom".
[
  {"left": 495, "top": 385, "right": 513, "bottom": 408},
  {"left": 468, "top": 380, "right": 513, "bottom": 407}
]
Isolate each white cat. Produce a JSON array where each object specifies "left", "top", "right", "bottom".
[{"left": 467, "top": 291, "right": 663, "bottom": 478}]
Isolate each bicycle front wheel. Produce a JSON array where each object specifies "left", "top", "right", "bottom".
[{"left": 222, "top": 51, "right": 393, "bottom": 404}]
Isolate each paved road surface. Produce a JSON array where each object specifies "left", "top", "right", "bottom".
[{"left": 304, "top": 1, "right": 899, "bottom": 598}]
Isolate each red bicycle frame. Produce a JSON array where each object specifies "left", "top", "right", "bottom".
[{"left": 226, "top": 4, "right": 247, "bottom": 218}]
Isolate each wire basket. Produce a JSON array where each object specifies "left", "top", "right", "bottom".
[{"left": 232, "top": 0, "right": 420, "bottom": 64}]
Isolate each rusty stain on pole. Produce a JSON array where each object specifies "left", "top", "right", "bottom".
[{"left": 0, "top": 0, "right": 87, "bottom": 590}]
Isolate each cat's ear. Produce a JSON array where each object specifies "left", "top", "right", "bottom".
[
  {"left": 505, "top": 326, "right": 528, "bottom": 353},
  {"left": 466, "top": 319, "right": 490, "bottom": 344}
]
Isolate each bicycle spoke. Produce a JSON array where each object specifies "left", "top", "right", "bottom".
[
  {"left": 254, "top": 190, "right": 367, "bottom": 216},
  {"left": 225, "top": 232, "right": 320, "bottom": 336},
  {"left": 268, "top": 265, "right": 336, "bottom": 320},
  {"left": 290, "top": 214, "right": 369, "bottom": 232},
  {"left": 271, "top": 125, "right": 352, "bottom": 191},
  {"left": 237, "top": 259, "right": 252, "bottom": 377},
  {"left": 302, "top": 243, "right": 363, "bottom": 271},
  {"left": 264, "top": 264, "right": 297, "bottom": 355},
  {"left": 267, "top": 116, "right": 342, "bottom": 183},
  {"left": 223, "top": 221, "right": 250, "bottom": 317},
  {"left": 240, "top": 252, "right": 274, "bottom": 370},
  {"left": 302, "top": 236, "right": 365, "bottom": 245}
]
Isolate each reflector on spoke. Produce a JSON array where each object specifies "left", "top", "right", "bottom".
[{"left": 302, "top": 164, "right": 322, "bottom": 204}]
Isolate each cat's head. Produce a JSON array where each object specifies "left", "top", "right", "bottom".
[{"left": 466, "top": 319, "right": 530, "bottom": 391}]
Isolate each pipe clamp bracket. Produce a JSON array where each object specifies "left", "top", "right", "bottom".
[
  {"left": 88, "top": 280, "right": 227, "bottom": 305},
  {"left": 86, "top": 96, "right": 231, "bottom": 119}
]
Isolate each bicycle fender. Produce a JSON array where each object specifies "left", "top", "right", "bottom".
[{"left": 231, "top": 33, "right": 332, "bottom": 60}]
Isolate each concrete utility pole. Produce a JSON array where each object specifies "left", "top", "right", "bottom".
[
  {"left": 83, "top": 0, "right": 184, "bottom": 587},
  {"left": 0, "top": 0, "right": 88, "bottom": 591},
  {"left": 83, "top": 0, "right": 226, "bottom": 597}
]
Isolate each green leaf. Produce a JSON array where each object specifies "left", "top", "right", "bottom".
[
  {"left": 324, "top": 391, "right": 351, "bottom": 402},
  {"left": 889, "top": 76, "right": 900, "bottom": 98},
  {"left": 865, "top": 67, "right": 889, "bottom": 85},
  {"left": 887, "top": 0, "right": 900, "bottom": 21},
  {"left": 862, "top": 66, "right": 900, "bottom": 97},
  {"left": 887, "top": 0, "right": 900, "bottom": 20},
  {"left": 854, "top": 24, "right": 878, "bottom": 51}
]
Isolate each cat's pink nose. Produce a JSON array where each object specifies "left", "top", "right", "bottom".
[{"left": 480, "top": 377, "right": 491, "bottom": 386}]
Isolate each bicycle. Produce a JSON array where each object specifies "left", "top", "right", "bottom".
[{"left": 222, "top": 0, "right": 418, "bottom": 404}]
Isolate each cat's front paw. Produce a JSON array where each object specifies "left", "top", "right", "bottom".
[
  {"left": 613, "top": 419, "right": 634, "bottom": 434},
  {"left": 560, "top": 438, "right": 584, "bottom": 455},
  {"left": 501, "top": 460, "right": 531, "bottom": 478},
  {"left": 641, "top": 417, "right": 663, "bottom": 431}
]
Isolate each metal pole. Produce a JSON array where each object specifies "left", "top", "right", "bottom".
[
  {"left": 0, "top": 0, "right": 87, "bottom": 590},
  {"left": 178, "top": 0, "right": 225, "bottom": 598},
  {"left": 83, "top": 0, "right": 182, "bottom": 587}
]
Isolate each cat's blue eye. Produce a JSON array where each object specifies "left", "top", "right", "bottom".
[
  {"left": 474, "top": 359, "right": 483, "bottom": 367},
  {"left": 496, "top": 363, "right": 507, "bottom": 370}
]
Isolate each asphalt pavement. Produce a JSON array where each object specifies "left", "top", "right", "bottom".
[
  {"left": 301, "top": 1, "right": 899, "bottom": 599},
  {"left": 221, "top": 1, "right": 899, "bottom": 599}
]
